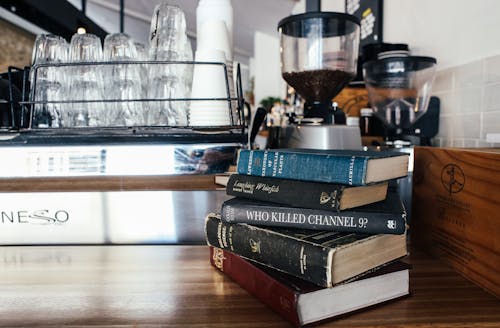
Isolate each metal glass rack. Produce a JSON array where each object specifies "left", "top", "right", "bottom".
[{"left": 2, "top": 61, "right": 248, "bottom": 145}]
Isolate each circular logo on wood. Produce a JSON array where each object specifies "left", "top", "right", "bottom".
[{"left": 441, "top": 164, "right": 465, "bottom": 195}]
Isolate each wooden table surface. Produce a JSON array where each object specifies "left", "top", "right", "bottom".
[{"left": 0, "top": 245, "right": 498, "bottom": 327}]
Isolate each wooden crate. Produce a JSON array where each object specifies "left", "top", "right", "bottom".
[{"left": 412, "top": 147, "right": 500, "bottom": 297}]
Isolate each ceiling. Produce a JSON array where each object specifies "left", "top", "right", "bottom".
[{"left": 83, "top": 0, "right": 299, "bottom": 58}]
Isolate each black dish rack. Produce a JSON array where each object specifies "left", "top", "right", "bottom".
[{"left": 0, "top": 60, "right": 248, "bottom": 145}]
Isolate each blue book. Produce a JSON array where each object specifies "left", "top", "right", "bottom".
[{"left": 237, "top": 149, "right": 409, "bottom": 186}]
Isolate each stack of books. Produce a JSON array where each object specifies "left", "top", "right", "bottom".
[{"left": 205, "top": 148, "right": 411, "bottom": 326}]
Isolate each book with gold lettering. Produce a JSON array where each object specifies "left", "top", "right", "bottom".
[
  {"left": 236, "top": 149, "right": 409, "bottom": 186},
  {"left": 220, "top": 192, "right": 407, "bottom": 235},
  {"left": 225, "top": 174, "right": 389, "bottom": 211},
  {"left": 412, "top": 147, "right": 500, "bottom": 297},
  {"left": 204, "top": 213, "right": 408, "bottom": 287}
]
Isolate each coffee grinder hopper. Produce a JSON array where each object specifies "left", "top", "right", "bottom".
[
  {"left": 362, "top": 56, "right": 437, "bottom": 141},
  {"left": 275, "top": 11, "right": 362, "bottom": 150}
]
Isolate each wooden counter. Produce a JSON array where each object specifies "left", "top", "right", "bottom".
[
  {"left": 0, "top": 174, "right": 221, "bottom": 192},
  {"left": 0, "top": 244, "right": 498, "bottom": 327}
]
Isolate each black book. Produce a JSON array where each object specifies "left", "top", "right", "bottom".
[
  {"left": 226, "top": 174, "right": 388, "bottom": 211},
  {"left": 205, "top": 214, "right": 408, "bottom": 287},
  {"left": 221, "top": 192, "right": 407, "bottom": 235}
]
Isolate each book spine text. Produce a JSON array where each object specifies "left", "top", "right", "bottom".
[
  {"left": 237, "top": 150, "right": 368, "bottom": 185},
  {"left": 205, "top": 215, "right": 332, "bottom": 287},
  {"left": 226, "top": 174, "right": 343, "bottom": 211},
  {"left": 221, "top": 200, "right": 406, "bottom": 235}
]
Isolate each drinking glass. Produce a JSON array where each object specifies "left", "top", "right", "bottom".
[
  {"left": 32, "top": 82, "right": 64, "bottom": 128},
  {"left": 149, "top": 3, "right": 187, "bottom": 46},
  {"left": 31, "top": 34, "right": 68, "bottom": 83},
  {"left": 65, "top": 80, "right": 102, "bottom": 127},
  {"left": 103, "top": 33, "right": 144, "bottom": 126},
  {"left": 134, "top": 41, "right": 149, "bottom": 115},
  {"left": 67, "top": 33, "right": 103, "bottom": 127},
  {"left": 182, "top": 34, "right": 194, "bottom": 97},
  {"left": 69, "top": 33, "right": 103, "bottom": 63},
  {"left": 148, "top": 3, "right": 190, "bottom": 126},
  {"left": 134, "top": 41, "right": 148, "bottom": 61},
  {"left": 147, "top": 75, "right": 183, "bottom": 126},
  {"left": 30, "top": 34, "right": 68, "bottom": 128}
]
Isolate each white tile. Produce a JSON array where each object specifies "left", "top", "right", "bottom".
[
  {"left": 484, "top": 83, "right": 500, "bottom": 111},
  {"left": 450, "top": 138, "right": 479, "bottom": 148},
  {"left": 486, "top": 133, "right": 500, "bottom": 143},
  {"left": 452, "top": 139, "right": 465, "bottom": 147},
  {"left": 481, "top": 111, "right": 500, "bottom": 139},
  {"left": 452, "top": 113, "right": 481, "bottom": 139},
  {"left": 441, "top": 139, "right": 454, "bottom": 147},
  {"left": 463, "top": 138, "right": 479, "bottom": 147},
  {"left": 437, "top": 115, "right": 453, "bottom": 139},
  {"left": 484, "top": 54, "right": 500, "bottom": 84},
  {"left": 477, "top": 140, "right": 491, "bottom": 147},
  {"left": 431, "top": 138, "right": 442, "bottom": 147},
  {"left": 457, "top": 87, "right": 482, "bottom": 113},
  {"left": 477, "top": 140, "right": 500, "bottom": 148},
  {"left": 433, "top": 68, "right": 454, "bottom": 92},
  {"left": 433, "top": 91, "right": 458, "bottom": 115},
  {"left": 453, "top": 60, "right": 484, "bottom": 89}
]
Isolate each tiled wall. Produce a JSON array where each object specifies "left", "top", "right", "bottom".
[{"left": 432, "top": 54, "right": 500, "bottom": 148}]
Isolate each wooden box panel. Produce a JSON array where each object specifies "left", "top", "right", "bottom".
[
  {"left": 412, "top": 147, "right": 500, "bottom": 297},
  {"left": 333, "top": 86, "right": 369, "bottom": 117}
]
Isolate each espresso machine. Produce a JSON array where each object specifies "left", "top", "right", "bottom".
[{"left": 267, "top": 10, "right": 362, "bottom": 150}]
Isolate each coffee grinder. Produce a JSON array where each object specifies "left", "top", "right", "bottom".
[
  {"left": 362, "top": 55, "right": 438, "bottom": 224},
  {"left": 362, "top": 55, "right": 439, "bottom": 146},
  {"left": 269, "top": 11, "right": 362, "bottom": 150}
]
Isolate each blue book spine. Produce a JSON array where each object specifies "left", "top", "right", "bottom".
[{"left": 237, "top": 150, "right": 369, "bottom": 186}]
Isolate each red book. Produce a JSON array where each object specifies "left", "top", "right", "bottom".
[{"left": 209, "top": 247, "right": 410, "bottom": 327}]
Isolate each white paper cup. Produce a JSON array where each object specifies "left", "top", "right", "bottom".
[
  {"left": 191, "top": 49, "right": 227, "bottom": 98},
  {"left": 189, "top": 119, "right": 230, "bottom": 126},
  {"left": 189, "top": 49, "right": 230, "bottom": 126},
  {"left": 196, "top": 0, "right": 233, "bottom": 60},
  {"left": 190, "top": 112, "right": 229, "bottom": 120},
  {"left": 190, "top": 116, "right": 230, "bottom": 122},
  {"left": 190, "top": 101, "right": 229, "bottom": 110},
  {"left": 189, "top": 104, "right": 231, "bottom": 125},
  {"left": 190, "top": 102, "right": 230, "bottom": 114},
  {"left": 190, "top": 107, "right": 229, "bottom": 114},
  {"left": 189, "top": 109, "right": 231, "bottom": 125},
  {"left": 197, "top": 19, "right": 231, "bottom": 61}
]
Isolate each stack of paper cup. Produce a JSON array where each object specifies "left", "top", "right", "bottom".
[
  {"left": 197, "top": 19, "right": 231, "bottom": 61},
  {"left": 194, "top": 18, "right": 236, "bottom": 126},
  {"left": 189, "top": 49, "right": 231, "bottom": 126},
  {"left": 196, "top": 0, "right": 233, "bottom": 60}
]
